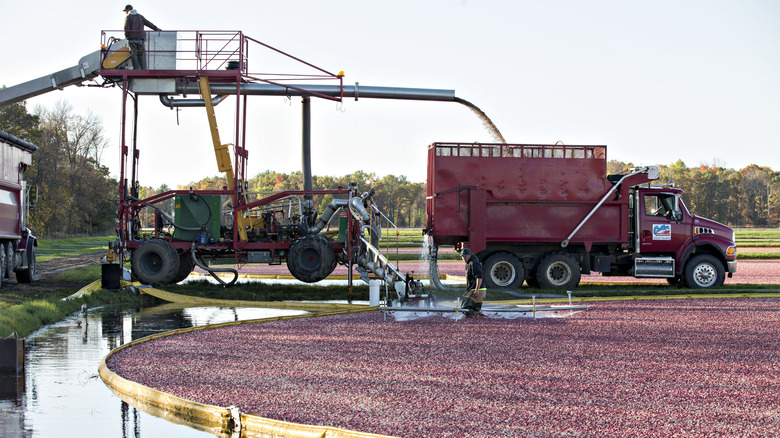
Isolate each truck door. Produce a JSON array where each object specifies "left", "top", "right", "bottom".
[{"left": 638, "top": 192, "right": 689, "bottom": 253}]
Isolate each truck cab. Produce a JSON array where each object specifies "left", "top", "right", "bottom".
[{"left": 631, "top": 186, "right": 737, "bottom": 287}]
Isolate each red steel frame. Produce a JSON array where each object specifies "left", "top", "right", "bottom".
[{"left": 99, "top": 30, "right": 348, "bottom": 266}]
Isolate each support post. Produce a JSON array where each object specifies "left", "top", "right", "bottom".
[{"left": 302, "top": 96, "right": 313, "bottom": 217}]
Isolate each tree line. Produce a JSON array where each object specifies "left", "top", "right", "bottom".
[
  {"left": 1, "top": 98, "right": 778, "bottom": 237},
  {"left": 138, "top": 170, "right": 426, "bottom": 229},
  {"left": 609, "top": 160, "right": 779, "bottom": 227},
  {"left": 144, "top": 158, "right": 779, "bottom": 230},
  {"left": 0, "top": 100, "right": 116, "bottom": 237}
]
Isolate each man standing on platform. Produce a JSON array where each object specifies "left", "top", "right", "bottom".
[{"left": 124, "top": 5, "right": 160, "bottom": 70}]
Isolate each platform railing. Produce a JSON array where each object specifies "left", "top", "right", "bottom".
[
  {"left": 433, "top": 142, "right": 607, "bottom": 159},
  {"left": 100, "top": 30, "right": 343, "bottom": 90}
]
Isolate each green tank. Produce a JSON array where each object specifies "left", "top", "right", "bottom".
[{"left": 173, "top": 194, "right": 222, "bottom": 243}]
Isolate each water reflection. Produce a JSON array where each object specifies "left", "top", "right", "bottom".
[{"left": 0, "top": 304, "right": 304, "bottom": 438}]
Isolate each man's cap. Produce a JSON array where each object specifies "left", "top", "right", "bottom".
[
  {"left": 460, "top": 248, "right": 471, "bottom": 257},
  {"left": 124, "top": 4, "right": 133, "bottom": 11}
]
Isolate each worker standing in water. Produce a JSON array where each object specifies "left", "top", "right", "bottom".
[
  {"left": 123, "top": 4, "right": 160, "bottom": 70},
  {"left": 460, "top": 248, "right": 486, "bottom": 317}
]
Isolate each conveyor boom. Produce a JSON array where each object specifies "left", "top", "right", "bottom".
[{"left": 0, "top": 51, "right": 101, "bottom": 106}]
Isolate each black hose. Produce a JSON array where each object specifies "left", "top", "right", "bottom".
[{"left": 190, "top": 243, "right": 238, "bottom": 287}]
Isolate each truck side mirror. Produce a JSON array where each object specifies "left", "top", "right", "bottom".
[
  {"left": 671, "top": 195, "right": 682, "bottom": 221},
  {"left": 27, "top": 185, "right": 38, "bottom": 206}
]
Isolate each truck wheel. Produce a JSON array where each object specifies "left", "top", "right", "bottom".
[
  {"left": 287, "top": 235, "right": 337, "bottom": 283},
  {"left": 171, "top": 252, "right": 196, "bottom": 284},
  {"left": 4, "top": 242, "right": 13, "bottom": 279},
  {"left": 536, "top": 252, "right": 581, "bottom": 289},
  {"left": 16, "top": 240, "right": 36, "bottom": 283},
  {"left": 683, "top": 254, "right": 725, "bottom": 288},
  {"left": 131, "top": 239, "right": 180, "bottom": 285},
  {"left": 483, "top": 252, "right": 524, "bottom": 289}
]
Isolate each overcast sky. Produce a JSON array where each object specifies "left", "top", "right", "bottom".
[{"left": 1, "top": 0, "right": 778, "bottom": 188}]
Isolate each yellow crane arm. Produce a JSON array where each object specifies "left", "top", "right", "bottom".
[{"left": 197, "top": 76, "right": 249, "bottom": 241}]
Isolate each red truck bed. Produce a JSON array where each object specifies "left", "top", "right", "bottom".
[
  {"left": 425, "top": 143, "right": 629, "bottom": 252},
  {"left": 0, "top": 131, "right": 35, "bottom": 240}
]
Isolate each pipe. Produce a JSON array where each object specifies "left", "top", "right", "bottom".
[
  {"left": 561, "top": 166, "right": 650, "bottom": 247},
  {"left": 172, "top": 83, "right": 457, "bottom": 102},
  {"left": 191, "top": 243, "right": 238, "bottom": 287},
  {"left": 159, "top": 83, "right": 506, "bottom": 143},
  {"left": 163, "top": 83, "right": 505, "bottom": 144},
  {"left": 307, "top": 198, "right": 348, "bottom": 234},
  {"left": 349, "top": 196, "right": 371, "bottom": 223},
  {"left": 302, "top": 96, "right": 313, "bottom": 213},
  {"left": 159, "top": 94, "right": 229, "bottom": 107}
]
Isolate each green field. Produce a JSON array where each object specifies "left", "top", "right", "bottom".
[{"left": 36, "top": 235, "right": 113, "bottom": 261}]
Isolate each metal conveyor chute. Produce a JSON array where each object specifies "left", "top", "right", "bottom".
[{"left": 0, "top": 51, "right": 101, "bottom": 106}]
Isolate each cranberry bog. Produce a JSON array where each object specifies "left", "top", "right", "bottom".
[{"left": 103, "top": 297, "right": 780, "bottom": 438}]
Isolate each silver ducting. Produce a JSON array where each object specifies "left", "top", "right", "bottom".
[
  {"left": 159, "top": 94, "right": 229, "bottom": 107},
  {"left": 349, "top": 196, "right": 372, "bottom": 223},
  {"left": 157, "top": 83, "right": 505, "bottom": 143},
  {"left": 307, "top": 198, "right": 348, "bottom": 234},
  {"left": 164, "top": 83, "right": 457, "bottom": 102}
]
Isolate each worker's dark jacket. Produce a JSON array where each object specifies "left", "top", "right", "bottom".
[
  {"left": 464, "top": 255, "right": 484, "bottom": 292},
  {"left": 125, "top": 12, "right": 159, "bottom": 41}
]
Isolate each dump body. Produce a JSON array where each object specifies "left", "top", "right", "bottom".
[
  {"left": 0, "top": 130, "right": 38, "bottom": 285},
  {"left": 426, "top": 143, "right": 633, "bottom": 252}
]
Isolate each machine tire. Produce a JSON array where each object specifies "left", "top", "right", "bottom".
[
  {"left": 683, "top": 254, "right": 725, "bottom": 289},
  {"left": 16, "top": 240, "right": 36, "bottom": 284},
  {"left": 0, "top": 242, "right": 5, "bottom": 286},
  {"left": 287, "top": 235, "right": 337, "bottom": 283},
  {"left": 535, "top": 251, "right": 581, "bottom": 289},
  {"left": 483, "top": 251, "right": 524, "bottom": 289},
  {"left": 4, "top": 242, "right": 13, "bottom": 279},
  {"left": 131, "top": 239, "right": 180, "bottom": 285},
  {"left": 171, "top": 252, "right": 196, "bottom": 284}
]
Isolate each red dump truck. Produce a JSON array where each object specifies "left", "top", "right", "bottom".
[
  {"left": 0, "top": 130, "right": 37, "bottom": 286},
  {"left": 424, "top": 142, "right": 737, "bottom": 289}
]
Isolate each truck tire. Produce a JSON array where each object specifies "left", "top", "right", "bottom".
[
  {"left": 683, "top": 254, "right": 725, "bottom": 289},
  {"left": 16, "top": 240, "right": 36, "bottom": 283},
  {"left": 536, "top": 252, "right": 581, "bottom": 289},
  {"left": 287, "top": 235, "right": 337, "bottom": 283},
  {"left": 483, "top": 251, "right": 524, "bottom": 289},
  {"left": 4, "top": 242, "right": 13, "bottom": 279},
  {"left": 131, "top": 239, "right": 180, "bottom": 285},
  {"left": 171, "top": 252, "right": 196, "bottom": 284}
]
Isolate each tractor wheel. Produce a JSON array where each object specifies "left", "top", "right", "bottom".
[
  {"left": 131, "top": 239, "right": 180, "bottom": 285},
  {"left": 483, "top": 251, "right": 524, "bottom": 289},
  {"left": 171, "top": 252, "right": 196, "bottom": 284},
  {"left": 535, "top": 252, "right": 581, "bottom": 289},
  {"left": 16, "top": 240, "right": 36, "bottom": 284},
  {"left": 4, "top": 242, "right": 13, "bottom": 279},
  {"left": 287, "top": 235, "right": 337, "bottom": 283},
  {"left": 683, "top": 254, "right": 725, "bottom": 289}
]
